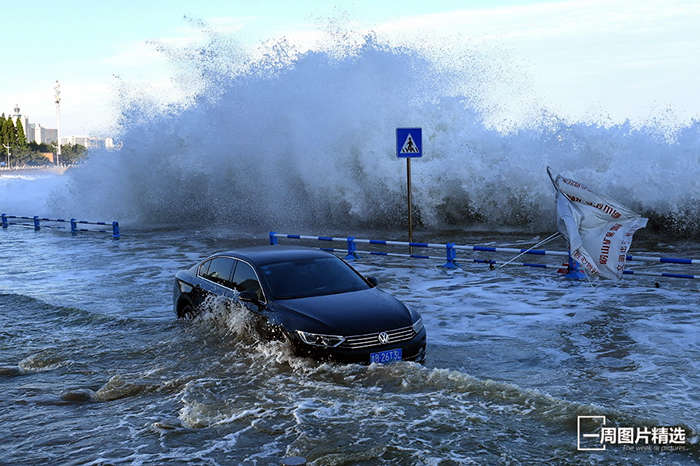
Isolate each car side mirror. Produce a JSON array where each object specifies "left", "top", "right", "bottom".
[
  {"left": 239, "top": 290, "right": 262, "bottom": 305},
  {"left": 366, "top": 276, "right": 378, "bottom": 287}
]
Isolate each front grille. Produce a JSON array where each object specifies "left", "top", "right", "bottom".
[{"left": 340, "top": 325, "right": 416, "bottom": 349}]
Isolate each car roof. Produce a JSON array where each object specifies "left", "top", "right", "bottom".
[{"left": 211, "top": 246, "right": 335, "bottom": 266}]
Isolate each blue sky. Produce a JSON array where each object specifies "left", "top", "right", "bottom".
[
  {"left": 5, "top": 1, "right": 541, "bottom": 73},
  {"left": 2, "top": 0, "right": 698, "bottom": 135}
]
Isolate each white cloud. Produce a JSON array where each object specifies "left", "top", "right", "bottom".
[
  {"left": 205, "top": 15, "right": 251, "bottom": 34},
  {"left": 101, "top": 41, "right": 166, "bottom": 67},
  {"left": 372, "top": 0, "right": 700, "bottom": 125}
]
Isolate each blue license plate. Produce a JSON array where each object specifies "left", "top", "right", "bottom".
[{"left": 370, "top": 348, "right": 402, "bottom": 364}]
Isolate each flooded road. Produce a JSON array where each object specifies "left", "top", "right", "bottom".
[{"left": 1, "top": 226, "right": 697, "bottom": 464}]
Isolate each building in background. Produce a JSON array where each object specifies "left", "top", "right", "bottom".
[
  {"left": 60, "top": 136, "right": 115, "bottom": 150},
  {"left": 12, "top": 105, "right": 59, "bottom": 144},
  {"left": 27, "top": 123, "right": 58, "bottom": 144},
  {"left": 9, "top": 105, "right": 114, "bottom": 149},
  {"left": 12, "top": 105, "right": 30, "bottom": 136},
  {"left": 61, "top": 135, "right": 90, "bottom": 147},
  {"left": 38, "top": 152, "right": 54, "bottom": 163}
]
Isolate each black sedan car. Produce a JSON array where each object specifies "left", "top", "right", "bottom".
[{"left": 173, "top": 246, "right": 426, "bottom": 364}]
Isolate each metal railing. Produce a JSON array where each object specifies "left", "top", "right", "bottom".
[
  {"left": 1, "top": 213, "right": 119, "bottom": 239},
  {"left": 269, "top": 232, "right": 697, "bottom": 280}
]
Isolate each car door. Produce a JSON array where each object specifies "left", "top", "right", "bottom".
[
  {"left": 195, "top": 256, "right": 238, "bottom": 307},
  {"left": 190, "top": 259, "right": 213, "bottom": 309},
  {"left": 230, "top": 259, "right": 276, "bottom": 336},
  {"left": 231, "top": 259, "right": 264, "bottom": 307}
]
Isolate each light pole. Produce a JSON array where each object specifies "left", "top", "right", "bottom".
[
  {"left": 2, "top": 143, "right": 10, "bottom": 169},
  {"left": 54, "top": 80, "right": 61, "bottom": 166}
]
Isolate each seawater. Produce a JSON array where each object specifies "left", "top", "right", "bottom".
[
  {"left": 0, "top": 226, "right": 697, "bottom": 464},
  {"left": 1, "top": 32, "right": 699, "bottom": 464}
]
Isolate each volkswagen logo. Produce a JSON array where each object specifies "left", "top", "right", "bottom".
[{"left": 378, "top": 332, "right": 389, "bottom": 344}]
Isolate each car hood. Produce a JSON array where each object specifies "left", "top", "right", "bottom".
[{"left": 272, "top": 288, "right": 412, "bottom": 335}]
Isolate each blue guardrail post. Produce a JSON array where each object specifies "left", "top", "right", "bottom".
[
  {"left": 345, "top": 236, "right": 358, "bottom": 261},
  {"left": 269, "top": 231, "right": 278, "bottom": 245},
  {"left": 441, "top": 242, "right": 459, "bottom": 269},
  {"left": 565, "top": 255, "right": 586, "bottom": 280},
  {"left": 1, "top": 213, "right": 7, "bottom": 229},
  {"left": 70, "top": 218, "right": 77, "bottom": 235},
  {"left": 112, "top": 221, "right": 120, "bottom": 240},
  {"left": 33, "top": 216, "right": 40, "bottom": 231}
]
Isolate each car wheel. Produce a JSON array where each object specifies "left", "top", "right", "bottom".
[{"left": 180, "top": 304, "right": 197, "bottom": 320}]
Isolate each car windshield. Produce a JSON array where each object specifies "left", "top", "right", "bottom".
[{"left": 259, "top": 256, "right": 369, "bottom": 299}]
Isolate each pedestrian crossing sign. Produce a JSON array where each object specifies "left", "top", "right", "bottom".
[{"left": 396, "top": 128, "right": 422, "bottom": 158}]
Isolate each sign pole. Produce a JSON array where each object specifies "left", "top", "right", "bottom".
[
  {"left": 396, "top": 127, "right": 422, "bottom": 256},
  {"left": 407, "top": 157, "right": 413, "bottom": 255}
]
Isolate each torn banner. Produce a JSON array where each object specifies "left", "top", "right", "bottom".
[{"left": 553, "top": 174, "right": 648, "bottom": 280}]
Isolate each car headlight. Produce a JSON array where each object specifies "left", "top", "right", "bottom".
[
  {"left": 412, "top": 316, "right": 424, "bottom": 334},
  {"left": 177, "top": 280, "right": 193, "bottom": 293},
  {"left": 296, "top": 330, "right": 345, "bottom": 347}
]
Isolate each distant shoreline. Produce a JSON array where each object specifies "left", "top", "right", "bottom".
[{"left": 0, "top": 166, "right": 69, "bottom": 176}]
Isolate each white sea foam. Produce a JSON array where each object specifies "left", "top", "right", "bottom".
[
  {"left": 18, "top": 350, "right": 70, "bottom": 373},
  {"left": 1, "top": 32, "right": 697, "bottom": 234}
]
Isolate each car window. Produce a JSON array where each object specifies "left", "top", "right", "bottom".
[
  {"left": 259, "top": 256, "right": 369, "bottom": 299},
  {"left": 232, "top": 260, "right": 263, "bottom": 301},
  {"left": 198, "top": 259, "right": 212, "bottom": 276},
  {"left": 203, "top": 257, "right": 236, "bottom": 288}
]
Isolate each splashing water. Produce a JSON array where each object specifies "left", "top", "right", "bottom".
[
  {"left": 2, "top": 32, "right": 698, "bottom": 235},
  {"left": 194, "top": 294, "right": 258, "bottom": 339}
]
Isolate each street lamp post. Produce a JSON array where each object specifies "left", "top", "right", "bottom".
[{"left": 54, "top": 80, "right": 61, "bottom": 166}]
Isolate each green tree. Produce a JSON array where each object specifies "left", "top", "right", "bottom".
[
  {"left": 0, "top": 114, "right": 13, "bottom": 166},
  {"left": 0, "top": 114, "right": 5, "bottom": 166},
  {"left": 58, "top": 143, "right": 88, "bottom": 164},
  {"left": 28, "top": 141, "right": 54, "bottom": 153},
  {"left": 15, "top": 118, "right": 27, "bottom": 148},
  {"left": 11, "top": 118, "right": 31, "bottom": 165},
  {"left": 0, "top": 113, "right": 6, "bottom": 147},
  {"left": 1, "top": 117, "right": 15, "bottom": 148}
]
